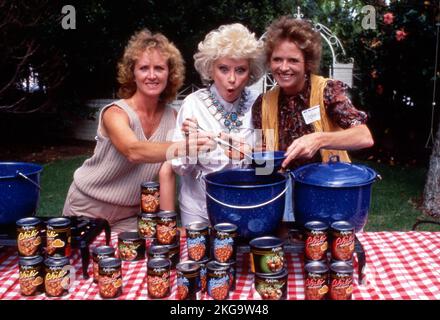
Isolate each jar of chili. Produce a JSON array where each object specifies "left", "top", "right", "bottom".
[
  {"left": 329, "top": 261, "right": 353, "bottom": 300},
  {"left": 304, "top": 261, "right": 329, "bottom": 300},
  {"left": 147, "top": 258, "right": 171, "bottom": 299},
  {"left": 185, "top": 222, "right": 210, "bottom": 262},
  {"left": 44, "top": 257, "right": 71, "bottom": 297},
  {"left": 46, "top": 217, "right": 71, "bottom": 258},
  {"left": 99, "top": 257, "right": 123, "bottom": 299},
  {"left": 330, "top": 221, "right": 355, "bottom": 261},
  {"left": 16, "top": 217, "right": 43, "bottom": 257},
  {"left": 152, "top": 230, "right": 180, "bottom": 269},
  {"left": 92, "top": 246, "right": 115, "bottom": 283},
  {"left": 141, "top": 181, "right": 160, "bottom": 213},
  {"left": 19, "top": 255, "right": 44, "bottom": 296},
  {"left": 176, "top": 261, "right": 201, "bottom": 300},
  {"left": 304, "top": 221, "right": 328, "bottom": 261},
  {"left": 148, "top": 244, "right": 169, "bottom": 260},
  {"left": 156, "top": 211, "right": 177, "bottom": 245}
]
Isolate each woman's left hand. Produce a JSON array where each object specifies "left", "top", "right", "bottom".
[{"left": 282, "top": 132, "right": 322, "bottom": 168}]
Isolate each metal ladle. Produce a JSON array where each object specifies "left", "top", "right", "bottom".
[{"left": 195, "top": 123, "right": 254, "bottom": 161}]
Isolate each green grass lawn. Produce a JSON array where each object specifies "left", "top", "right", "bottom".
[{"left": 36, "top": 155, "right": 433, "bottom": 231}]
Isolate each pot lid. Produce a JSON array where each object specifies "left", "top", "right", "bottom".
[{"left": 292, "top": 156, "right": 377, "bottom": 187}]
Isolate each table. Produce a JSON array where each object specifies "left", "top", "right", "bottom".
[{"left": 1, "top": 231, "right": 440, "bottom": 300}]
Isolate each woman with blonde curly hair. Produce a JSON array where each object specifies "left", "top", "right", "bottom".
[
  {"left": 172, "top": 23, "right": 265, "bottom": 226},
  {"left": 253, "top": 16, "right": 374, "bottom": 221},
  {"left": 63, "top": 29, "right": 214, "bottom": 232}
]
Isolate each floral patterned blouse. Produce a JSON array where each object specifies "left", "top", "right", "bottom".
[{"left": 252, "top": 76, "right": 368, "bottom": 169}]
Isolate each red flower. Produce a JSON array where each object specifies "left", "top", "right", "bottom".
[
  {"left": 376, "top": 84, "right": 384, "bottom": 95},
  {"left": 383, "top": 12, "right": 394, "bottom": 25},
  {"left": 396, "top": 29, "right": 408, "bottom": 41}
]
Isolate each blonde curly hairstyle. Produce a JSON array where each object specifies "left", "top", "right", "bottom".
[
  {"left": 194, "top": 23, "right": 265, "bottom": 86},
  {"left": 117, "top": 29, "right": 185, "bottom": 104},
  {"left": 265, "top": 16, "right": 322, "bottom": 74}
]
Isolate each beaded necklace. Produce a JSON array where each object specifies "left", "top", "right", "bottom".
[{"left": 203, "top": 86, "right": 249, "bottom": 132}]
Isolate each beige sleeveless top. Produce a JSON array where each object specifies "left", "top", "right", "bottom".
[{"left": 73, "top": 99, "right": 175, "bottom": 206}]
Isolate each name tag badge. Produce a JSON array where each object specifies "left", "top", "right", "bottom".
[{"left": 302, "top": 105, "right": 321, "bottom": 124}]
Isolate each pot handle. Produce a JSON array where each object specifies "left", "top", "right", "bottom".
[
  {"left": 329, "top": 155, "right": 340, "bottom": 163},
  {"left": 16, "top": 170, "right": 41, "bottom": 190},
  {"left": 376, "top": 174, "right": 382, "bottom": 181},
  {"left": 205, "top": 186, "right": 288, "bottom": 210}
]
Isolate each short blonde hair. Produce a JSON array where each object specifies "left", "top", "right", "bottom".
[
  {"left": 117, "top": 29, "right": 185, "bottom": 104},
  {"left": 194, "top": 23, "right": 265, "bottom": 86}
]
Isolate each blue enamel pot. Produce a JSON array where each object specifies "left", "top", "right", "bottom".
[
  {"left": 0, "top": 162, "right": 42, "bottom": 224},
  {"left": 291, "top": 156, "right": 380, "bottom": 232},
  {"left": 204, "top": 169, "right": 287, "bottom": 240}
]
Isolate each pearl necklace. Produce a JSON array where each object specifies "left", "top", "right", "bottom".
[{"left": 204, "top": 87, "right": 249, "bottom": 132}]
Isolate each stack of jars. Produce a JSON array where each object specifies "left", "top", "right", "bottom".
[
  {"left": 303, "top": 220, "right": 355, "bottom": 300},
  {"left": 176, "top": 222, "right": 238, "bottom": 300},
  {"left": 249, "top": 236, "right": 288, "bottom": 300},
  {"left": 17, "top": 217, "right": 72, "bottom": 298}
]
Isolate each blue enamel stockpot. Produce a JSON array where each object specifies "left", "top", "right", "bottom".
[
  {"left": 0, "top": 162, "right": 43, "bottom": 224},
  {"left": 291, "top": 156, "right": 380, "bottom": 232},
  {"left": 204, "top": 169, "right": 287, "bottom": 240}
]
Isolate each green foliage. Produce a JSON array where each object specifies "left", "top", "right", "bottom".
[{"left": 37, "top": 155, "right": 88, "bottom": 217}]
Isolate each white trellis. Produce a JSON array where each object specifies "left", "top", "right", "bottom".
[{"left": 253, "top": 6, "right": 354, "bottom": 94}]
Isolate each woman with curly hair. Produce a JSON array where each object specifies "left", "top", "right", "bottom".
[
  {"left": 172, "top": 23, "right": 265, "bottom": 226},
  {"left": 253, "top": 16, "right": 374, "bottom": 221},
  {"left": 63, "top": 29, "right": 214, "bottom": 232}
]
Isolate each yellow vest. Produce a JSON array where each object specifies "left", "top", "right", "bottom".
[{"left": 261, "top": 74, "right": 350, "bottom": 163}]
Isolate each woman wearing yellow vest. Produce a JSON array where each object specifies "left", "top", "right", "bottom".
[{"left": 252, "top": 16, "right": 374, "bottom": 221}]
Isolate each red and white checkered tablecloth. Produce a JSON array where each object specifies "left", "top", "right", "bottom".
[{"left": 1, "top": 231, "right": 440, "bottom": 300}]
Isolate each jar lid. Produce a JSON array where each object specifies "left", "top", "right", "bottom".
[
  {"left": 185, "top": 222, "right": 209, "bottom": 231},
  {"left": 141, "top": 181, "right": 159, "bottom": 188},
  {"left": 19, "top": 255, "right": 44, "bottom": 266},
  {"left": 214, "top": 223, "right": 238, "bottom": 233},
  {"left": 176, "top": 261, "right": 200, "bottom": 273},
  {"left": 118, "top": 231, "right": 142, "bottom": 241},
  {"left": 157, "top": 211, "right": 177, "bottom": 219},
  {"left": 249, "top": 236, "right": 284, "bottom": 250},
  {"left": 330, "top": 261, "right": 353, "bottom": 273},
  {"left": 93, "top": 246, "right": 115, "bottom": 256},
  {"left": 304, "top": 261, "right": 329, "bottom": 274},
  {"left": 138, "top": 212, "right": 157, "bottom": 218},
  {"left": 206, "top": 260, "right": 229, "bottom": 272},
  {"left": 47, "top": 217, "right": 71, "bottom": 228},
  {"left": 304, "top": 221, "right": 329, "bottom": 232},
  {"left": 99, "top": 257, "right": 122, "bottom": 269},
  {"left": 147, "top": 257, "right": 170, "bottom": 269},
  {"left": 255, "top": 268, "right": 288, "bottom": 279},
  {"left": 45, "top": 257, "right": 70, "bottom": 267},
  {"left": 149, "top": 245, "right": 169, "bottom": 255},
  {"left": 292, "top": 156, "right": 377, "bottom": 187},
  {"left": 16, "top": 217, "right": 42, "bottom": 227},
  {"left": 331, "top": 221, "right": 354, "bottom": 232}
]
